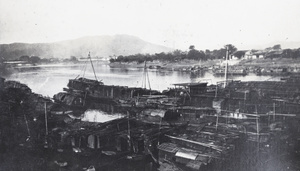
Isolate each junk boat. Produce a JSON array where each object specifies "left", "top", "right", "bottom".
[{"left": 53, "top": 53, "right": 160, "bottom": 110}]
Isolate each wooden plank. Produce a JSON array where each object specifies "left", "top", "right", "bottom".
[{"left": 166, "top": 135, "right": 225, "bottom": 152}]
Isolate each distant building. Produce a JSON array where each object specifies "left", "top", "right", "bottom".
[
  {"left": 242, "top": 48, "right": 283, "bottom": 60},
  {"left": 244, "top": 50, "right": 259, "bottom": 59},
  {"left": 265, "top": 49, "right": 283, "bottom": 58},
  {"left": 253, "top": 50, "right": 266, "bottom": 59}
]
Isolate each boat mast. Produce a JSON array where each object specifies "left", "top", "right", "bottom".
[
  {"left": 127, "top": 111, "right": 132, "bottom": 151},
  {"left": 44, "top": 102, "right": 48, "bottom": 136},
  {"left": 44, "top": 102, "right": 48, "bottom": 147},
  {"left": 142, "top": 61, "right": 151, "bottom": 90},
  {"left": 88, "top": 52, "right": 98, "bottom": 81},
  {"left": 224, "top": 46, "right": 229, "bottom": 88}
]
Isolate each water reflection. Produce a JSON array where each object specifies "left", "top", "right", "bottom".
[
  {"left": 155, "top": 70, "right": 172, "bottom": 77},
  {"left": 109, "top": 67, "right": 130, "bottom": 73},
  {"left": 190, "top": 70, "right": 205, "bottom": 79},
  {"left": 6, "top": 63, "right": 280, "bottom": 97}
]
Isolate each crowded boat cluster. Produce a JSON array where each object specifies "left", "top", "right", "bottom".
[{"left": 1, "top": 71, "right": 300, "bottom": 170}]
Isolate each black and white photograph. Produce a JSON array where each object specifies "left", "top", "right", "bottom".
[{"left": 1, "top": 0, "right": 300, "bottom": 170}]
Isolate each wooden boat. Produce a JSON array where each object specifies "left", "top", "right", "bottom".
[
  {"left": 126, "top": 153, "right": 146, "bottom": 161},
  {"left": 52, "top": 92, "right": 86, "bottom": 110},
  {"left": 61, "top": 57, "right": 160, "bottom": 105},
  {"left": 213, "top": 68, "right": 247, "bottom": 76}
]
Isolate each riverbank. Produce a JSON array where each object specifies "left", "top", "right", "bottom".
[
  {"left": 238, "top": 58, "right": 300, "bottom": 68},
  {"left": 109, "top": 58, "right": 300, "bottom": 69},
  {"left": 108, "top": 59, "right": 218, "bottom": 70},
  {"left": 108, "top": 58, "right": 300, "bottom": 77}
]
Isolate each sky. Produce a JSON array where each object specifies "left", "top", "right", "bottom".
[{"left": 1, "top": 0, "right": 300, "bottom": 51}]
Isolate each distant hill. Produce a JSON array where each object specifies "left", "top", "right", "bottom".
[
  {"left": 270, "top": 41, "right": 300, "bottom": 49},
  {"left": 0, "top": 35, "right": 173, "bottom": 60}
]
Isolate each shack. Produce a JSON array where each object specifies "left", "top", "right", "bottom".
[
  {"left": 173, "top": 82, "right": 215, "bottom": 107},
  {"left": 173, "top": 82, "right": 208, "bottom": 95},
  {"left": 158, "top": 142, "right": 213, "bottom": 170}
]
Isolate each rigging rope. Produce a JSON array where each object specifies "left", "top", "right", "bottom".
[
  {"left": 146, "top": 67, "right": 151, "bottom": 90},
  {"left": 76, "top": 52, "right": 98, "bottom": 80},
  {"left": 76, "top": 59, "right": 88, "bottom": 79},
  {"left": 82, "top": 59, "right": 88, "bottom": 79},
  {"left": 88, "top": 52, "right": 98, "bottom": 81}
]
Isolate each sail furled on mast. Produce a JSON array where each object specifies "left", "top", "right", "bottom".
[{"left": 141, "top": 61, "right": 151, "bottom": 90}]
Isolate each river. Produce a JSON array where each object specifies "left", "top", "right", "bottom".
[{"left": 5, "top": 62, "right": 280, "bottom": 97}]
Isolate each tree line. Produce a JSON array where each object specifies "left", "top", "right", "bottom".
[
  {"left": 5, "top": 55, "right": 79, "bottom": 64},
  {"left": 109, "top": 44, "right": 238, "bottom": 63},
  {"left": 4, "top": 44, "right": 300, "bottom": 65},
  {"left": 109, "top": 44, "right": 300, "bottom": 63}
]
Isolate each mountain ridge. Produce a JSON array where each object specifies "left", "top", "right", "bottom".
[{"left": 0, "top": 35, "right": 173, "bottom": 60}]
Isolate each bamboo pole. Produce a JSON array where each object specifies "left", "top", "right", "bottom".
[
  {"left": 224, "top": 46, "right": 229, "bottom": 88},
  {"left": 44, "top": 102, "right": 48, "bottom": 136},
  {"left": 216, "top": 114, "right": 219, "bottom": 131},
  {"left": 255, "top": 105, "right": 259, "bottom": 143},
  {"left": 215, "top": 85, "right": 218, "bottom": 98},
  {"left": 273, "top": 102, "right": 276, "bottom": 121}
]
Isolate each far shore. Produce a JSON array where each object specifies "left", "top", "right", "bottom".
[
  {"left": 5, "top": 58, "right": 300, "bottom": 72},
  {"left": 108, "top": 59, "right": 219, "bottom": 70},
  {"left": 108, "top": 58, "right": 300, "bottom": 70}
]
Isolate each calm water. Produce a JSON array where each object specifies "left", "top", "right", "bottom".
[{"left": 6, "top": 62, "right": 280, "bottom": 97}]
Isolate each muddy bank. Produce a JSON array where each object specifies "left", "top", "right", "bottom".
[{"left": 108, "top": 59, "right": 218, "bottom": 70}]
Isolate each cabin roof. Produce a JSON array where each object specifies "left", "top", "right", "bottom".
[
  {"left": 72, "top": 77, "right": 104, "bottom": 85},
  {"left": 173, "top": 82, "right": 208, "bottom": 87},
  {"left": 142, "top": 109, "right": 167, "bottom": 117},
  {"left": 175, "top": 151, "right": 198, "bottom": 160},
  {"left": 157, "top": 142, "right": 179, "bottom": 153}
]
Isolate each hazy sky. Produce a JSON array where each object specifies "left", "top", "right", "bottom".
[{"left": 1, "top": 0, "right": 300, "bottom": 50}]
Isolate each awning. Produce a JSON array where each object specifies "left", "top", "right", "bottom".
[
  {"left": 173, "top": 82, "right": 207, "bottom": 87},
  {"left": 143, "top": 109, "right": 167, "bottom": 118},
  {"left": 150, "top": 109, "right": 167, "bottom": 117},
  {"left": 157, "top": 143, "right": 179, "bottom": 153},
  {"left": 175, "top": 151, "right": 198, "bottom": 160}
]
